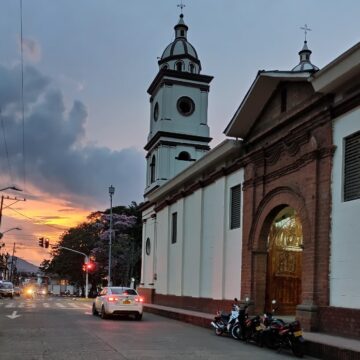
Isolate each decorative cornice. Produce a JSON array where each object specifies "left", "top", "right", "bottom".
[
  {"left": 243, "top": 146, "right": 335, "bottom": 189},
  {"left": 145, "top": 140, "right": 210, "bottom": 158},
  {"left": 148, "top": 69, "right": 213, "bottom": 95},
  {"left": 144, "top": 131, "right": 212, "bottom": 151}
]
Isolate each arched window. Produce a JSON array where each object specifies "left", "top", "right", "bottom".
[
  {"left": 189, "top": 63, "right": 195, "bottom": 73},
  {"left": 177, "top": 151, "right": 191, "bottom": 161},
  {"left": 162, "top": 64, "right": 168, "bottom": 70},
  {"left": 176, "top": 61, "right": 183, "bottom": 72},
  {"left": 150, "top": 155, "right": 156, "bottom": 183}
]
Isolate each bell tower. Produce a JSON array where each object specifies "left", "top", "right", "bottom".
[{"left": 144, "top": 13, "right": 213, "bottom": 197}]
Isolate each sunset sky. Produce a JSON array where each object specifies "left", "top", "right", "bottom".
[{"left": 1, "top": 0, "right": 359, "bottom": 266}]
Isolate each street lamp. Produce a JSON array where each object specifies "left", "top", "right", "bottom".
[
  {"left": 0, "top": 227, "right": 21, "bottom": 239},
  {"left": 108, "top": 185, "right": 115, "bottom": 286}
]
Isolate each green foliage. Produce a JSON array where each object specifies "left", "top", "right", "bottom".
[{"left": 40, "top": 202, "right": 143, "bottom": 292}]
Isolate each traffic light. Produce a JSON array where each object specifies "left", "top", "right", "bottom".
[
  {"left": 38, "top": 237, "right": 44, "bottom": 247},
  {"left": 83, "top": 261, "right": 95, "bottom": 272},
  {"left": 44, "top": 239, "right": 49, "bottom": 248}
]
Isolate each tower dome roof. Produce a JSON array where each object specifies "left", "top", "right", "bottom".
[
  {"left": 292, "top": 41, "right": 319, "bottom": 72},
  {"left": 158, "top": 14, "right": 202, "bottom": 71}
]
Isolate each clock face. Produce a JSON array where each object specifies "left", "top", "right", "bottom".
[
  {"left": 177, "top": 96, "right": 195, "bottom": 116},
  {"left": 153, "top": 102, "right": 159, "bottom": 121}
]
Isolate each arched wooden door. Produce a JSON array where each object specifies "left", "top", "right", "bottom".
[{"left": 265, "top": 207, "right": 303, "bottom": 315}]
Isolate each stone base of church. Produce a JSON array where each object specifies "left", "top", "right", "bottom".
[
  {"left": 296, "top": 304, "right": 319, "bottom": 332},
  {"left": 318, "top": 306, "right": 360, "bottom": 339},
  {"left": 136, "top": 290, "right": 237, "bottom": 314}
]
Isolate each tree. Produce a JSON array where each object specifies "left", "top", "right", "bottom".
[{"left": 40, "top": 202, "right": 143, "bottom": 293}]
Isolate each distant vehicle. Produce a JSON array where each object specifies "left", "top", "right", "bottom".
[
  {"left": 0, "top": 281, "right": 14, "bottom": 298},
  {"left": 37, "top": 288, "right": 47, "bottom": 296},
  {"left": 14, "top": 287, "right": 21, "bottom": 296},
  {"left": 23, "top": 286, "right": 36, "bottom": 299},
  {"left": 92, "top": 287, "right": 144, "bottom": 320}
]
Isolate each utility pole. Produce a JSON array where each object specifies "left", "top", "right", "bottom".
[
  {"left": 0, "top": 195, "right": 26, "bottom": 229},
  {"left": 9, "top": 242, "right": 15, "bottom": 282}
]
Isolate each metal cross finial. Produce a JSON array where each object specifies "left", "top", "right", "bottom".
[
  {"left": 177, "top": 1, "right": 186, "bottom": 14},
  {"left": 300, "top": 24, "right": 312, "bottom": 41}
]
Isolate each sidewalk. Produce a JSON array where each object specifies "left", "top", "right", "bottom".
[{"left": 144, "top": 303, "right": 360, "bottom": 360}]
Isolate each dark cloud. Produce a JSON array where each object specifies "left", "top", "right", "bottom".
[{"left": 0, "top": 64, "right": 145, "bottom": 208}]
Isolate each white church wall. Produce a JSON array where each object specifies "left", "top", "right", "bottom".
[
  {"left": 201, "top": 180, "right": 225, "bottom": 299},
  {"left": 154, "top": 207, "right": 170, "bottom": 295},
  {"left": 168, "top": 200, "right": 184, "bottom": 295},
  {"left": 223, "top": 169, "right": 244, "bottom": 300},
  {"left": 183, "top": 190, "right": 202, "bottom": 297},
  {"left": 331, "top": 106, "right": 360, "bottom": 309},
  {"left": 141, "top": 207, "right": 156, "bottom": 287}
]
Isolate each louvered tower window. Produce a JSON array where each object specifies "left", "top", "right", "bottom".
[
  {"left": 344, "top": 131, "right": 360, "bottom": 202},
  {"left": 230, "top": 185, "right": 241, "bottom": 229}
]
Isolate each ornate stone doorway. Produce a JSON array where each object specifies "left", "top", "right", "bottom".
[{"left": 265, "top": 207, "right": 303, "bottom": 315}]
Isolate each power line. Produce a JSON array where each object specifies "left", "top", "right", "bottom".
[
  {"left": 0, "top": 109, "right": 14, "bottom": 183},
  {"left": 7, "top": 206, "right": 68, "bottom": 231},
  {"left": 20, "top": 0, "right": 26, "bottom": 190}
]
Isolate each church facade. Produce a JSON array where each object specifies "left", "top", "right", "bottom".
[{"left": 139, "top": 13, "right": 360, "bottom": 338}]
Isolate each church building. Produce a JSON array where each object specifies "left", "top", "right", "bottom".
[{"left": 139, "top": 13, "right": 360, "bottom": 338}]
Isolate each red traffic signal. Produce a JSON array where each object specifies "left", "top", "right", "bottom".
[
  {"left": 38, "top": 237, "right": 44, "bottom": 247},
  {"left": 83, "top": 261, "right": 95, "bottom": 272}
]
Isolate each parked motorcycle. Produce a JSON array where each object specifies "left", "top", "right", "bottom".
[
  {"left": 261, "top": 318, "right": 305, "bottom": 357},
  {"left": 231, "top": 298, "right": 264, "bottom": 345},
  {"left": 211, "top": 298, "right": 240, "bottom": 336},
  {"left": 260, "top": 300, "right": 305, "bottom": 358}
]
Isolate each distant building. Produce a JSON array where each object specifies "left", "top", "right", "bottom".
[{"left": 139, "top": 12, "right": 360, "bottom": 339}]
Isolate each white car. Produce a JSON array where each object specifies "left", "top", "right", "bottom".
[{"left": 92, "top": 287, "right": 144, "bottom": 320}]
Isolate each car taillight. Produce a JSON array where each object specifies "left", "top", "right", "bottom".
[
  {"left": 135, "top": 296, "right": 144, "bottom": 302},
  {"left": 108, "top": 296, "right": 118, "bottom": 302}
]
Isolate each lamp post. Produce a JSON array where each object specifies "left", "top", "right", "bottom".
[
  {"left": 108, "top": 185, "right": 115, "bottom": 286},
  {"left": 0, "top": 226, "right": 21, "bottom": 239}
]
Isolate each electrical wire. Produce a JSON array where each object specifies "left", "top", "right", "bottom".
[
  {"left": 20, "top": 0, "right": 26, "bottom": 191},
  {"left": 6, "top": 206, "right": 69, "bottom": 231},
  {"left": 0, "top": 109, "right": 14, "bottom": 184}
]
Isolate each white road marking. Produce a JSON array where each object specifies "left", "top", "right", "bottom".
[
  {"left": 55, "top": 302, "right": 65, "bottom": 308},
  {"left": 5, "top": 302, "right": 15, "bottom": 308},
  {"left": 68, "top": 302, "right": 81, "bottom": 308},
  {"left": 6, "top": 310, "right": 21, "bottom": 319},
  {"left": 43, "top": 303, "right": 50, "bottom": 308}
]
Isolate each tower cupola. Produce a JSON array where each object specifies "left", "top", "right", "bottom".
[
  {"left": 292, "top": 25, "right": 319, "bottom": 73},
  {"left": 158, "top": 14, "right": 201, "bottom": 73},
  {"left": 292, "top": 40, "right": 319, "bottom": 72}
]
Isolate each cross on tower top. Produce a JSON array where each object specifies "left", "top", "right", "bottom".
[
  {"left": 177, "top": 1, "right": 186, "bottom": 14},
  {"left": 300, "top": 24, "right": 312, "bottom": 42}
]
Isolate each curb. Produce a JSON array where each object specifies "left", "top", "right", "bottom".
[{"left": 144, "top": 305, "right": 360, "bottom": 360}]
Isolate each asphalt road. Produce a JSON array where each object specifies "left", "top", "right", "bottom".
[{"left": 0, "top": 296, "right": 317, "bottom": 360}]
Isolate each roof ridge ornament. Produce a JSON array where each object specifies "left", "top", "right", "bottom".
[
  {"left": 291, "top": 24, "right": 319, "bottom": 73},
  {"left": 177, "top": 1, "right": 186, "bottom": 15},
  {"left": 300, "top": 24, "right": 311, "bottom": 42}
]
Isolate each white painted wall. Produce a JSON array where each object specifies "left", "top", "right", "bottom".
[
  {"left": 331, "top": 106, "right": 360, "bottom": 309},
  {"left": 141, "top": 207, "right": 156, "bottom": 287},
  {"left": 149, "top": 167, "right": 244, "bottom": 300}
]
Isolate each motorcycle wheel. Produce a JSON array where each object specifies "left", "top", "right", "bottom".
[
  {"left": 231, "top": 325, "right": 242, "bottom": 340},
  {"left": 291, "top": 339, "right": 304, "bottom": 358},
  {"left": 215, "top": 328, "right": 223, "bottom": 336}
]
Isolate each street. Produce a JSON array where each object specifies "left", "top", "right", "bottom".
[{"left": 0, "top": 296, "right": 316, "bottom": 360}]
